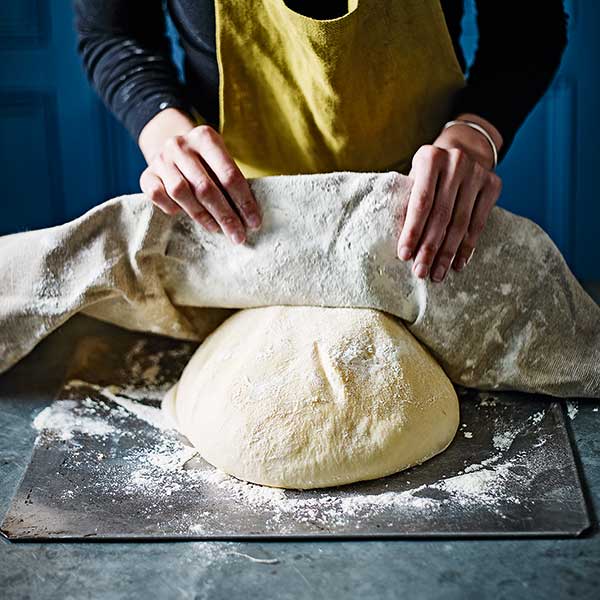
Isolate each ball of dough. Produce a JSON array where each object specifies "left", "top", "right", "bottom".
[{"left": 162, "top": 306, "right": 459, "bottom": 489}]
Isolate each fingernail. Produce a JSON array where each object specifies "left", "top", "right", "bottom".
[
  {"left": 248, "top": 215, "right": 261, "bottom": 230},
  {"left": 232, "top": 231, "right": 245, "bottom": 245},
  {"left": 414, "top": 263, "right": 429, "bottom": 279},
  {"left": 431, "top": 265, "right": 446, "bottom": 282},
  {"left": 398, "top": 246, "right": 412, "bottom": 261},
  {"left": 454, "top": 257, "right": 466, "bottom": 271}
]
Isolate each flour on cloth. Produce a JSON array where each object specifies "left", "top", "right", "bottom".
[{"left": 0, "top": 171, "right": 598, "bottom": 397}]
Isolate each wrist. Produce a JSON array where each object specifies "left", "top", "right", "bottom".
[
  {"left": 434, "top": 126, "right": 493, "bottom": 169},
  {"left": 453, "top": 112, "right": 504, "bottom": 153},
  {"left": 434, "top": 114, "right": 503, "bottom": 171},
  {"left": 138, "top": 108, "right": 197, "bottom": 163}
]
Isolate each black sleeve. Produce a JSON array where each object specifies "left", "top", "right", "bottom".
[
  {"left": 73, "top": 0, "right": 194, "bottom": 143},
  {"left": 449, "top": 0, "right": 569, "bottom": 165}
]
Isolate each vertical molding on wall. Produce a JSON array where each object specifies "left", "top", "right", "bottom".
[
  {"left": 545, "top": 75, "right": 577, "bottom": 265},
  {"left": 41, "top": 91, "right": 65, "bottom": 224},
  {"left": 566, "top": 0, "right": 577, "bottom": 29},
  {"left": 0, "top": 0, "right": 49, "bottom": 49},
  {"left": 543, "top": 0, "right": 577, "bottom": 269},
  {"left": 0, "top": 90, "right": 64, "bottom": 228}
]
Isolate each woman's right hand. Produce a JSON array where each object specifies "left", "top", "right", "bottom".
[{"left": 139, "top": 112, "right": 261, "bottom": 245}]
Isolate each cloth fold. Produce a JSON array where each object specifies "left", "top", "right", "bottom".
[{"left": 1, "top": 171, "right": 598, "bottom": 397}]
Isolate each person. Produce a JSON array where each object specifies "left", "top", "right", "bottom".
[{"left": 74, "top": 0, "right": 568, "bottom": 283}]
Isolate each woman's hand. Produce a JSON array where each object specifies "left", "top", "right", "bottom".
[
  {"left": 138, "top": 108, "right": 261, "bottom": 245},
  {"left": 396, "top": 113, "right": 504, "bottom": 282}
]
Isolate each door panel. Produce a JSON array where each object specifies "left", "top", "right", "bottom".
[
  {"left": 0, "top": 0, "right": 145, "bottom": 233},
  {"left": 0, "top": 91, "right": 62, "bottom": 231}
]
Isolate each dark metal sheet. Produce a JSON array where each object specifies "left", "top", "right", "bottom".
[{"left": 0, "top": 332, "right": 591, "bottom": 540}]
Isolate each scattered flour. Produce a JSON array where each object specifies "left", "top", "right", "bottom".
[
  {"left": 33, "top": 400, "right": 117, "bottom": 441},
  {"left": 185, "top": 467, "right": 445, "bottom": 530},
  {"left": 491, "top": 409, "right": 546, "bottom": 453},
  {"left": 492, "top": 431, "right": 515, "bottom": 452},
  {"left": 566, "top": 401, "right": 579, "bottom": 421},
  {"left": 31, "top": 388, "right": 531, "bottom": 532},
  {"left": 65, "top": 379, "right": 178, "bottom": 431},
  {"left": 478, "top": 392, "right": 499, "bottom": 406},
  {"left": 114, "top": 339, "right": 196, "bottom": 401},
  {"left": 435, "top": 462, "right": 521, "bottom": 506},
  {"left": 530, "top": 411, "right": 545, "bottom": 426},
  {"left": 29, "top": 373, "right": 556, "bottom": 535}
]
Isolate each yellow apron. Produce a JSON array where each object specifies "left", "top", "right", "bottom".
[{"left": 204, "top": 0, "right": 466, "bottom": 178}]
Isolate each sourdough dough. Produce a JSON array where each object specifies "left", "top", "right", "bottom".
[{"left": 162, "top": 306, "right": 459, "bottom": 489}]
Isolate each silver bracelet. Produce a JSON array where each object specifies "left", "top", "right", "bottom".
[{"left": 442, "top": 119, "right": 498, "bottom": 170}]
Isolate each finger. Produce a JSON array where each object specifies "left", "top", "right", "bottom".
[
  {"left": 154, "top": 157, "right": 220, "bottom": 233},
  {"left": 169, "top": 146, "right": 247, "bottom": 244},
  {"left": 412, "top": 148, "right": 467, "bottom": 279},
  {"left": 140, "top": 170, "right": 181, "bottom": 215},
  {"left": 396, "top": 146, "right": 442, "bottom": 261},
  {"left": 187, "top": 126, "right": 262, "bottom": 230},
  {"left": 430, "top": 164, "right": 484, "bottom": 282},
  {"left": 452, "top": 172, "right": 502, "bottom": 271}
]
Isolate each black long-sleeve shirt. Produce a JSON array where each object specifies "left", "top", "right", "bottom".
[{"left": 74, "top": 0, "right": 569, "bottom": 166}]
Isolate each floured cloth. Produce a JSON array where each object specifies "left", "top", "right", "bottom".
[{"left": 0, "top": 171, "right": 598, "bottom": 397}]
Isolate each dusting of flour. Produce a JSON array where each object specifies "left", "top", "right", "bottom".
[
  {"left": 33, "top": 400, "right": 117, "bottom": 440},
  {"left": 31, "top": 375, "right": 551, "bottom": 533},
  {"left": 27, "top": 340, "right": 559, "bottom": 535}
]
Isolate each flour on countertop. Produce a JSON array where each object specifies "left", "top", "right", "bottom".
[
  {"left": 65, "top": 379, "right": 178, "bottom": 431},
  {"left": 492, "top": 431, "right": 515, "bottom": 452},
  {"left": 111, "top": 339, "right": 196, "bottom": 401},
  {"left": 491, "top": 408, "right": 547, "bottom": 453},
  {"left": 478, "top": 392, "right": 500, "bottom": 406},
  {"left": 33, "top": 400, "right": 117, "bottom": 440},
  {"left": 186, "top": 449, "right": 528, "bottom": 529},
  {"left": 31, "top": 379, "right": 554, "bottom": 533}
]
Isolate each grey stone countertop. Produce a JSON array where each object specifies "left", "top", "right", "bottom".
[{"left": 1, "top": 305, "right": 599, "bottom": 600}]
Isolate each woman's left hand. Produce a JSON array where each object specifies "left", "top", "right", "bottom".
[{"left": 396, "top": 114, "right": 504, "bottom": 283}]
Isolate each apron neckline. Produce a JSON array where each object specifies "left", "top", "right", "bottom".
[{"left": 270, "top": 0, "right": 361, "bottom": 29}]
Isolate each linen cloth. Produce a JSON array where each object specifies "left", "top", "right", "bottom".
[{"left": 1, "top": 171, "right": 598, "bottom": 397}]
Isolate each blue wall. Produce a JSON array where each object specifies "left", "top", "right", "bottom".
[{"left": 1, "top": 0, "right": 598, "bottom": 279}]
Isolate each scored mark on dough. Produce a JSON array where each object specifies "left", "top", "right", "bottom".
[{"left": 312, "top": 341, "right": 346, "bottom": 405}]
